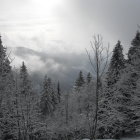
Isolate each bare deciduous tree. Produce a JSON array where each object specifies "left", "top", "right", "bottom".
[{"left": 86, "top": 35, "right": 110, "bottom": 139}]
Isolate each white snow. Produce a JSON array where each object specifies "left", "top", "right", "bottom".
[{"left": 82, "top": 138, "right": 140, "bottom": 140}]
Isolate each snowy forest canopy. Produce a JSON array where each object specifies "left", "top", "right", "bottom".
[{"left": 0, "top": 31, "right": 140, "bottom": 140}]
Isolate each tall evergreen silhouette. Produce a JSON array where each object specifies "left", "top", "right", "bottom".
[{"left": 75, "top": 71, "right": 85, "bottom": 90}]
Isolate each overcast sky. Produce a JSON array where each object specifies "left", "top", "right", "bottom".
[{"left": 0, "top": 0, "right": 140, "bottom": 89}]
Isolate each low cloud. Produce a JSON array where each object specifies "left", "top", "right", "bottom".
[{"left": 13, "top": 46, "right": 91, "bottom": 90}]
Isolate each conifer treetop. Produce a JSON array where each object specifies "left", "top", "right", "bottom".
[
  {"left": 0, "top": 34, "right": 2, "bottom": 45},
  {"left": 87, "top": 72, "right": 92, "bottom": 84},
  {"left": 106, "top": 41, "right": 125, "bottom": 86},
  {"left": 109, "top": 40, "right": 125, "bottom": 70},
  {"left": 131, "top": 31, "right": 140, "bottom": 47},
  {"left": 75, "top": 71, "right": 85, "bottom": 88},
  {"left": 0, "top": 35, "right": 6, "bottom": 59},
  {"left": 128, "top": 31, "right": 140, "bottom": 64}
]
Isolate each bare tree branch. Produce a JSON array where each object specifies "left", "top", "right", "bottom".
[
  {"left": 86, "top": 48, "right": 97, "bottom": 73},
  {"left": 86, "top": 34, "right": 110, "bottom": 139}
]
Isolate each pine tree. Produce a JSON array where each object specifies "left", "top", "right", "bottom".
[
  {"left": 106, "top": 41, "right": 125, "bottom": 87},
  {"left": 40, "top": 76, "right": 56, "bottom": 116},
  {"left": 131, "top": 31, "right": 140, "bottom": 47},
  {"left": 74, "top": 71, "right": 85, "bottom": 90},
  {"left": 97, "top": 41, "right": 125, "bottom": 138},
  {"left": 98, "top": 33, "right": 140, "bottom": 138},
  {"left": 0, "top": 35, "right": 9, "bottom": 106},
  {"left": 18, "top": 62, "right": 35, "bottom": 140},
  {"left": 117, "top": 31, "right": 140, "bottom": 135},
  {"left": 128, "top": 31, "right": 140, "bottom": 66},
  {"left": 19, "top": 62, "right": 31, "bottom": 95},
  {"left": 0, "top": 35, "right": 16, "bottom": 139},
  {"left": 86, "top": 72, "right": 92, "bottom": 84},
  {"left": 116, "top": 65, "right": 139, "bottom": 134},
  {"left": 57, "top": 81, "right": 61, "bottom": 103}
]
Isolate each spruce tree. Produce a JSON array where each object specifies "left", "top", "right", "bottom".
[
  {"left": 0, "top": 35, "right": 10, "bottom": 98},
  {"left": 18, "top": 62, "right": 34, "bottom": 139},
  {"left": 0, "top": 35, "right": 16, "bottom": 139},
  {"left": 86, "top": 72, "right": 92, "bottom": 84},
  {"left": 57, "top": 81, "right": 61, "bottom": 103},
  {"left": 118, "top": 31, "right": 140, "bottom": 135},
  {"left": 98, "top": 41, "right": 125, "bottom": 138},
  {"left": 40, "top": 76, "right": 57, "bottom": 116},
  {"left": 116, "top": 65, "right": 139, "bottom": 134},
  {"left": 128, "top": 31, "right": 140, "bottom": 66},
  {"left": 75, "top": 71, "right": 85, "bottom": 90},
  {"left": 131, "top": 31, "right": 140, "bottom": 47},
  {"left": 106, "top": 40, "right": 125, "bottom": 87},
  {"left": 19, "top": 62, "right": 31, "bottom": 95},
  {"left": 98, "top": 33, "right": 140, "bottom": 138}
]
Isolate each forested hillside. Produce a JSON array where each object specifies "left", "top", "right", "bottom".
[{"left": 0, "top": 31, "right": 140, "bottom": 140}]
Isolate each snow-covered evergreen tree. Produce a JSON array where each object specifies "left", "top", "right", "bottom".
[
  {"left": 0, "top": 35, "right": 16, "bottom": 139},
  {"left": 0, "top": 35, "right": 9, "bottom": 111},
  {"left": 16, "top": 62, "right": 39, "bottom": 140},
  {"left": 97, "top": 41, "right": 125, "bottom": 138},
  {"left": 128, "top": 31, "right": 140, "bottom": 66},
  {"left": 40, "top": 75, "right": 57, "bottom": 117},
  {"left": 98, "top": 32, "right": 140, "bottom": 138},
  {"left": 86, "top": 72, "right": 92, "bottom": 84},
  {"left": 116, "top": 31, "right": 140, "bottom": 135},
  {"left": 57, "top": 81, "right": 61, "bottom": 103},
  {"left": 74, "top": 71, "right": 85, "bottom": 91},
  {"left": 19, "top": 62, "right": 31, "bottom": 96},
  {"left": 106, "top": 40, "right": 125, "bottom": 87}
]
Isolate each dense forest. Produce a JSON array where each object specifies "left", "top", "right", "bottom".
[{"left": 0, "top": 31, "right": 140, "bottom": 140}]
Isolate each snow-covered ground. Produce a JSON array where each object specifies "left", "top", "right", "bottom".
[
  {"left": 121, "top": 137, "right": 140, "bottom": 140},
  {"left": 82, "top": 138, "right": 140, "bottom": 140}
]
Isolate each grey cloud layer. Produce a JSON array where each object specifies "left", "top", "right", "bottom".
[
  {"left": 68, "top": 0, "right": 140, "bottom": 45},
  {"left": 14, "top": 46, "right": 91, "bottom": 90},
  {"left": 2, "top": 0, "right": 140, "bottom": 90}
]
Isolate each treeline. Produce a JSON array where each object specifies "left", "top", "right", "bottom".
[
  {"left": 98, "top": 31, "right": 140, "bottom": 139},
  {"left": 0, "top": 31, "right": 140, "bottom": 140},
  {"left": 0, "top": 35, "right": 95, "bottom": 140}
]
